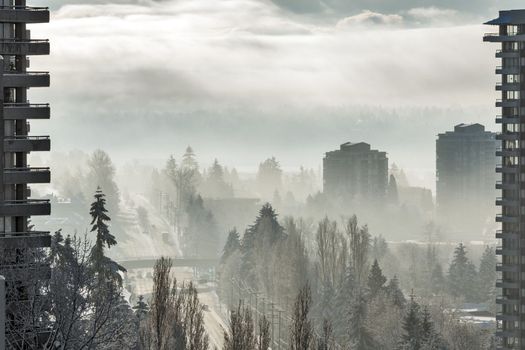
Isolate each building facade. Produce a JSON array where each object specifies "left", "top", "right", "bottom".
[
  {"left": 436, "top": 123, "right": 497, "bottom": 232},
  {"left": 485, "top": 10, "right": 525, "bottom": 349},
  {"left": 323, "top": 142, "right": 388, "bottom": 202},
  {"left": 0, "top": 2, "right": 51, "bottom": 347}
]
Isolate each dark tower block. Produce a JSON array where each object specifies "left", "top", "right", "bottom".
[
  {"left": 485, "top": 10, "right": 525, "bottom": 350},
  {"left": 0, "top": 1, "right": 50, "bottom": 347}
]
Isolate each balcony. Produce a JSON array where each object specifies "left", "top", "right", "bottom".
[
  {"left": 496, "top": 279, "right": 520, "bottom": 289},
  {"left": 4, "top": 167, "right": 50, "bottom": 184},
  {"left": 496, "top": 312, "right": 520, "bottom": 322},
  {"left": 496, "top": 230, "right": 520, "bottom": 239},
  {"left": 3, "top": 103, "right": 50, "bottom": 120},
  {"left": 496, "top": 115, "right": 521, "bottom": 124},
  {"left": 496, "top": 164, "right": 519, "bottom": 173},
  {"left": 496, "top": 296, "right": 520, "bottom": 305},
  {"left": 496, "top": 132, "right": 520, "bottom": 141},
  {"left": 484, "top": 32, "right": 525, "bottom": 42},
  {"left": 496, "top": 49, "right": 521, "bottom": 58},
  {"left": 496, "top": 82, "right": 521, "bottom": 91},
  {"left": 496, "top": 197, "right": 519, "bottom": 207},
  {"left": 0, "top": 6, "right": 49, "bottom": 23},
  {"left": 0, "top": 39, "right": 49, "bottom": 56},
  {"left": 496, "top": 148, "right": 521, "bottom": 157},
  {"left": 2, "top": 71, "right": 49, "bottom": 88},
  {"left": 496, "top": 263, "right": 519, "bottom": 272},
  {"left": 496, "top": 99, "right": 520, "bottom": 108},
  {"left": 0, "top": 262, "right": 51, "bottom": 281},
  {"left": 496, "top": 181, "right": 518, "bottom": 190},
  {"left": 0, "top": 199, "right": 50, "bottom": 216},
  {"left": 496, "top": 66, "right": 521, "bottom": 75},
  {"left": 496, "top": 245, "right": 520, "bottom": 256},
  {"left": 0, "top": 231, "right": 50, "bottom": 249},
  {"left": 4, "top": 135, "right": 50, "bottom": 152}
]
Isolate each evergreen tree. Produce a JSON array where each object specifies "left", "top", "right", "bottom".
[
  {"left": 448, "top": 243, "right": 478, "bottom": 301},
  {"left": 334, "top": 267, "right": 356, "bottom": 341},
  {"left": 240, "top": 204, "right": 284, "bottom": 286},
  {"left": 478, "top": 246, "right": 496, "bottom": 302},
  {"left": 182, "top": 146, "right": 199, "bottom": 170},
  {"left": 367, "top": 259, "right": 387, "bottom": 298},
  {"left": 419, "top": 306, "right": 443, "bottom": 349},
  {"left": 430, "top": 263, "right": 445, "bottom": 294},
  {"left": 87, "top": 149, "right": 120, "bottom": 215},
  {"left": 386, "top": 276, "right": 406, "bottom": 308},
  {"left": 221, "top": 228, "right": 241, "bottom": 263},
  {"left": 89, "top": 188, "right": 125, "bottom": 283},
  {"left": 399, "top": 294, "right": 422, "bottom": 350},
  {"left": 387, "top": 174, "right": 399, "bottom": 204},
  {"left": 348, "top": 290, "right": 376, "bottom": 350},
  {"left": 133, "top": 295, "right": 149, "bottom": 321}
]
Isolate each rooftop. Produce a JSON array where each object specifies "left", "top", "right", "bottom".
[{"left": 485, "top": 9, "right": 525, "bottom": 25}]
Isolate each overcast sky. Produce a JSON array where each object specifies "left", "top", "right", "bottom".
[{"left": 26, "top": 0, "right": 524, "bottom": 189}]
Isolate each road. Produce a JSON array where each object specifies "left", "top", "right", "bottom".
[{"left": 114, "top": 192, "right": 228, "bottom": 349}]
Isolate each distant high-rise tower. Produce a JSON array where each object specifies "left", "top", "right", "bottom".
[
  {"left": 323, "top": 142, "right": 388, "bottom": 202},
  {"left": 436, "top": 123, "right": 497, "bottom": 232},
  {"left": 485, "top": 10, "right": 525, "bottom": 350},
  {"left": 0, "top": 2, "right": 51, "bottom": 347}
]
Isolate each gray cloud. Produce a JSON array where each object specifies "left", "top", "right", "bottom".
[{"left": 25, "top": 0, "right": 501, "bottom": 188}]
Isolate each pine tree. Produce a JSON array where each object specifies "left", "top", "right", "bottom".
[
  {"left": 386, "top": 276, "right": 406, "bottom": 308},
  {"left": 387, "top": 174, "right": 399, "bottom": 204},
  {"left": 348, "top": 290, "right": 376, "bottom": 350},
  {"left": 399, "top": 294, "right": 422, "bottom": 350},
  {"left": 182, "top": 146, "right": 199, "bottom": 170},
  {"left": 240, "top": 203, "right": 284, "bottom": 286},
  {"left": 133, "top": 295, "right": 149, "bottom": 321},
  {"left": 221, "top": 228, "right": 241, "bottom": 263},
  {"left": 90, "top": 187, "right": 125, "bottom": 283},
  {"left": 478, "top": 246, "right": 496, "bottom": 302},
  {"left": 367, "top": 259, "right": 387, "bottom": 298},
  {"left": 448, "top": 243, "right": 478, "bottom": 301}
]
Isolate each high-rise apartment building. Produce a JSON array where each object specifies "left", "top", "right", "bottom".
[
  {"left": 485, "top": 10, "right": 525, "bottom": 349},
  {"left": 323, "top": 142, "right": 388, "bottom": 202},
  {"left": 0, "top": 2, "right": 51, "bottom": 347},
  {"left": 436, "top": 123, "right": 497, "bottom": 232}
]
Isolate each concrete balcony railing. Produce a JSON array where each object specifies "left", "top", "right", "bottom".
[
  {"left": 496, "top": 263, "right": 520, "bottom": 272},
  {"left": 0, "top": 39, "right": 49, "bottom": 56},
  {"left": 4, "top": 167, "right": 50, "bottom": 184},
  {"left": 0, "top": 6, "right": 49, "bottom": 23},
  {"left": 495, "top": 245, "right": 520, "bottom": 255},
  {"left": 496, "top": 132, "right": 520, "bottom": 141},
  {"left": 496, "top": 197, "right": 520, "bottom": 207},
  {"left": 496, "top": 164, "right": 520, "bottom": 173},
  {"left": 0, "top": 262, "right": 51, "bottom": 281},
  {"left": 496, "top": 279, "right": 520, "bottom": 289},
  {"left": 496, "top": 180, "right": 518, "bottom": 190},
  {"left": 3, "top": 103, "right": 50, "bottom": 120},
  {"left": 496, "top": 296, "right": 520, "bottom": 305},
  {"left": 496, "top": 66, "right": 521, "bottom": 75},
  {"left": 496, "top": 49, "right": 521, "bottom": 58},
  {"left": 496, "top": 230, "right": 520, "bottom": 239},
  {"left": 0, "top": 231, "right": 50, "bottom": 249},
  {"left": 0, "top": 199, "right": 50, "bottom": 216},
  {"left": 496, "top": 148, "right": 521, "bottom": 157},
  {"left": 496, "top": 115, "right": 520, "bottom": 124},
  {"left": 496, "top": 99, "right": 521, "bottom": 108},
  {"left": 2, "top": 71, "right": 49, "bottom": 88},
  {"left": 484, "top": 32, "right": 525, "bottom": 42},
  {"left": 496, "top": 82, "right": 521, "bottom": 91},
  {"left": 496, "top": 214, "right": 520, "bottom": 224},
  {"left": 4, "top": 135, "right": 50, "bottom": 152}
]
